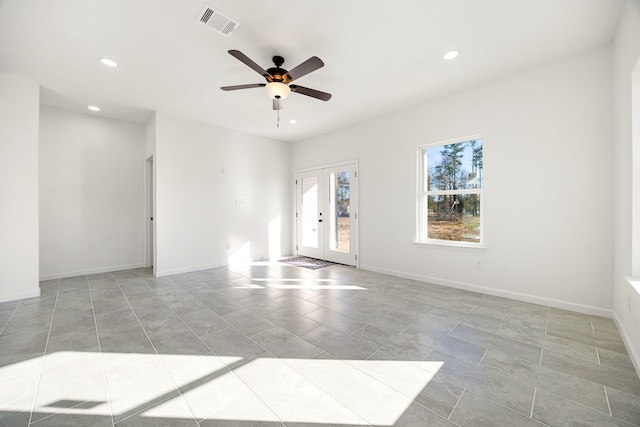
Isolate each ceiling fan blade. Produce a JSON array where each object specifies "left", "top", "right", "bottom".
[
  {"left": 286, "top": 56, "right": 324, "bottom": 81},
  {"left": 289, "top": 85, "right": 332, "bottom": 101},
  {"left": 273, "top": 99, "right": 282, "bottom": 110},
  {"left": 220, "top": 83, "right": 266, "bottom": 91},
  {"left": 228, "top": 50, "right": 272, "bottom": 81}
]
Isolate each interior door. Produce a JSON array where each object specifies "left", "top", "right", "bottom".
[{"left": 296, "top": 163, "right": 358, "bottom": 266}]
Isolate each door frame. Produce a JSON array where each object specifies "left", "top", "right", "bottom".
[
  {"left": 295, "top": 160, "right": 359, "bottom": 267},
  {"left": 145, "top": 156, "right": 156, "bottom": 273}
]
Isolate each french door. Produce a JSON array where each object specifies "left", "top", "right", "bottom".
[{"left": 296, "top": 163, "right": 358, "bottom": 266}]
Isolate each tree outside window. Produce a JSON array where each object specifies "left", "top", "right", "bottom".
[{"left": 418, "top": 138, "right": 483, "bottom": 244}]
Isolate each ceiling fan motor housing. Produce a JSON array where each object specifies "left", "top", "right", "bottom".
[{"left": 266, "top": 55, "right": 291, "bottom": 83}]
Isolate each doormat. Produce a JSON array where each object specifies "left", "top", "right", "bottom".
[{"left": 279, "top": 256, "right": 336, "bottom": 270}]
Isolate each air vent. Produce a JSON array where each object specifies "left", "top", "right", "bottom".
[{"left": 197, "top": 4, "right": 239, "bottom": 37}]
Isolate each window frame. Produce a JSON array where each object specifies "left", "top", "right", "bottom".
[{"left": 416, "top": 135, "right": 485, "bottom": 248}]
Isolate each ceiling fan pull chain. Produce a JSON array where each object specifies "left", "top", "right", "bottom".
[{"left": 277, "top": 108, "right": 280, "bottom": 128}]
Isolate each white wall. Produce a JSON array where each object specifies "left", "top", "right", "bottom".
[
  {"left": 612, "top": 0, "right": 640, "bottom": 373},
  {"left": 39, "top": 106, "right": 146, "bottom": 279},
  {"left": 154, "top": 113, "right": 291, "bottom": 276},
  {"left": 293, "top": 44, "right": 613, "bottom": 316},
  {"left": 0, "top": 75, "right": 40, "bottom": 302}
]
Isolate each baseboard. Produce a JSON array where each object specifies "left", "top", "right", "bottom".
[
  {"left": 359, "top": 264, "right": 613, "bottom": 318},
  {"left": 613, "top": 311, "right": 640, "bottom": 377},
  {"left": 155, "top": 261, "right": 225, "bottom": 277},
  {"left": 39, "top": 263, "right": 146, "bottom": 281},
  {"left": 0, "top": 288, "right": 40, "bottom": 303}
]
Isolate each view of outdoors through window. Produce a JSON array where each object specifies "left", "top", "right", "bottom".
[{"left": 422, "top": 138, "right": 483, "bottom": 243}]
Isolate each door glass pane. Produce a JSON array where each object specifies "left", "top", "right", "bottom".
[
  {"left": 329, "top": 171, "right": 350, "bottom": 253},
  {"left": 301, "top": 177, "right": 319, "bottom": 248}
]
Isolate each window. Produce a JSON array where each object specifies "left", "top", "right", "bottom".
[{"left": 418, "top": 137, "right": 483, "bottom": 245}]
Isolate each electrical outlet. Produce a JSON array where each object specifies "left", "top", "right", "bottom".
[
  {"left": 226, "top": 242, "right": 231, "bottom": 250},
  {"left": 475, "top": 259, "right": 483, "bottom": 270}
]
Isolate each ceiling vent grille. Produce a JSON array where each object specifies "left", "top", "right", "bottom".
[{"left": 197, "top": 4, "right": 239, "bottom": 37}]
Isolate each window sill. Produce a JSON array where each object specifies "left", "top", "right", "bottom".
[{"left": 414, "top": 240, "right": 487, "bottom": 252}]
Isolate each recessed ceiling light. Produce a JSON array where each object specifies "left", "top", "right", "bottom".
[
  {"left": 88, "top": 105, "right": 100, "bottom": 111},
  {"left": 289, "top": 119, "right": 297, "bottom": 124},
  {"left": 443, "top": 50, "right": 459, "bottom": 60},
  {"left": 99, "top": 57, "right": 118, "bottom": 67}
]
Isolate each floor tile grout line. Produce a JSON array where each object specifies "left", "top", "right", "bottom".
[
  {"left": 396, "top": 322, "right": 413, "bottom": 336},
  {"left": 596, "top": 347, "right": 601, "bottom": 365},
  {"left": 136, "top": 272, "right": 287, "bottom": 424},
  {"left": 591, "top": 320, "right": 596, "bottom": 335},
  {"left": 604, "top": 386, "right": 613, "bottom": 416},
  {"left": 0, "top": 299, "right": 21, "bottom": 335},
  {"left": 470, "top": 344, "right": 629, "bottom": 419},
  {"left": 139, "top": 272, "right": 294, "bottom": 360},
  {"left": 124, "top": 271, "right": 264, "bottom": 423},
  {"left": 13, "top": 265, "right": 635, "bottom": 426},
  {"left": 462, "top": 387, "right": 550, "bottom": 424},
  {"left": 544, "top": 321, "right": 548, "bottom": 335},
  {"left": 363, "top": 388, "right": 396, "bottom": 424},
  {"left": 30, "top": 277, "right": 108, "bottom": 425},
  {"left": 27, "top": 279, "right": 61, "bottom": 427},
  {"left": 447, "top": 388, "right": 465, "bottom": 420},
  {"left": 446, "top": 322, "right": 458, "bottom": 336},
  {"left": 539, "top": 348, "right": 544, "bottom": 366},
  {"left": 111, "top": 273, "right": 202, "bottom": 425},
  {"left": 529, "top": 387, "right": 537, "bottom": 418},
  {"left": 477, "top": 348, "right": 489, "bottom": 367},
  {"left": 365, "top": 349, "right": 380, "bottom": 360},
  {"left": 349, "top": 324, "right": 367, "bottom": 337},
  {"left": 174, "top": 274, "right": 288, "bottom": 346},
  {"left": 539, "top": 387, "right": 625, "bottom": 421},
  {"left": 89, "top": 273, "right": 116, "bottom": 427},
  {"left": 541, "top": 344, "right": 639, "bottom": 381}
]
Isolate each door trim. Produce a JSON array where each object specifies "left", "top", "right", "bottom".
[
  {"left": 295, "top": 160, "right": 359, "bottom": 268},
  {"left": 145, "top": 156, "right": 156, "bottom": 274}
]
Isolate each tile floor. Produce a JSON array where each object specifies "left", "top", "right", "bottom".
[{"left": 1, "top": 262, "right": 639, "bottom": 426}]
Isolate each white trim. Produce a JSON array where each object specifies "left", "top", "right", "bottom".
[
  {"left": 295, "top": 159, "right": 359, "bottom": 174},
  {"left": 414, "top": 240, "right": 487, "bottom": 251},
  {"left": 613, "top": 311, "right": 640, "bottom": 377},
  {"left": 39, "top": 263, "right": 146, "bottom": 281},
  {"left": 359, "top": 264, "right": 613, "bottom": 318},
  {"left": 418, "top": 134, "right": 484, "bottom": 150},
  {"left": 417, "top": 136, "right": 484, "bottom": 246},
  {"left": 294, "top": 160, "right": 359, "bottom": 268},
  {"left": 145, "top": 156, "right": 155, "bottom": 272},
  {"left": 155, "top": 262, "right": 225, "bottom": 277},
  {"left": 0, "top": 288, "right": 40, "bottom": 303}
]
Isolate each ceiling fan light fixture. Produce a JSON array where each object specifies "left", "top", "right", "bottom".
[{"left": 265, "top": 82, "right": 291, "bottom": 100}]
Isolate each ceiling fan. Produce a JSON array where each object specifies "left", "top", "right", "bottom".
[{"left": 221, "top": 50, "right": 332, "bottom": 111}]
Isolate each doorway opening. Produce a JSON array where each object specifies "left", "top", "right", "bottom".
[{"left": 296, "top": 162, "right": 358, "bottom": 267}]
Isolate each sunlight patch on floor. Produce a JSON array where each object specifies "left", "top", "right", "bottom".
[{"left": 1, "top": 352, "right": 441, "bottom": 425}]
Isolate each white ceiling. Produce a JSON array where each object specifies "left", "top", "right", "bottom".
[{"left": 0, "top": 0, "right": 624, "bottom": 143}]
